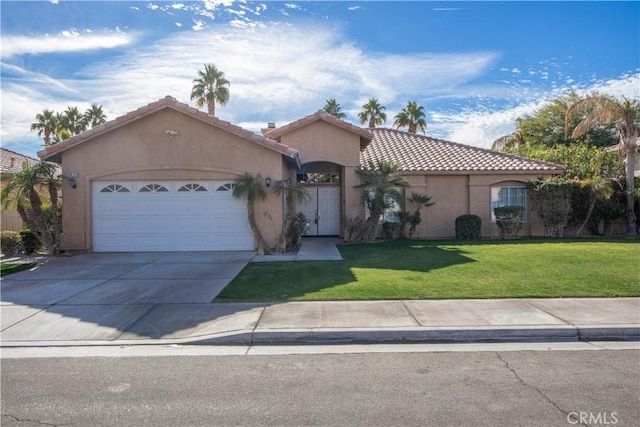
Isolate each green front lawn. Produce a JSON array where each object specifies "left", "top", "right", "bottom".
[{"left": 216, "top": 237, "right": 640, "bottom": 302}]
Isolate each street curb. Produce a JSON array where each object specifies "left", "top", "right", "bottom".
[{"left": 2, "top": 325, "right": 638, "bottom": 347}]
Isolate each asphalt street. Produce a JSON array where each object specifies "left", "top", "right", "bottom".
[{"left": 2, "top": 348, "right": 638, "bottom": 426}]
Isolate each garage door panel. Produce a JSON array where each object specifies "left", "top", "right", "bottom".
[
  {"left": 135, "top": 217, "right": 175, "bottom": 233},
  {"left": 93, "top": 198, "right": 135, "bottom": 215},
  {"left": 94, "top": 217, "right": 133, "bottom": 234},
  {"left": 92, "top": 181, "right": 254, "bottom": 252}
]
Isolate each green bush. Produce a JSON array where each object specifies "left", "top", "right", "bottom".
[
  {"left": 286, "top": 213, "right": 309, "bottom": 252},
  {"left": 455, "top": 214, "right": 482, "bottom": 240},
  {"left": 527, "top": 178, "right": 573, "bottom": 237},
  {"left": 1, "top": 231, "right": 23, "bottom": 256},
  {"left": 19, "top": 229, "right": 41, "bottom": 255},
  {"left": 382, "top": 221, "right": 398, "bottom": 240},
  {"left": 494, "top": 206, "right": 524, "bottom": 239}
]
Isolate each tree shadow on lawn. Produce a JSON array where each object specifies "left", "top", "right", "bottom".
[{"left": 215, "top": 240, "right": 476, "bottom": 301}]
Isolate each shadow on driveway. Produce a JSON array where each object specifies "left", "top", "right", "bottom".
[{"left": 0, "top": 251, "right": 270, "bottom": 341}]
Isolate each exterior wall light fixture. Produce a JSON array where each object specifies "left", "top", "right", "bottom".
[
  {"left": 62, "top": 171, "right": 79, "bottom": 189},
  {"left": 265, "top": 176, "right": 272, "bottom": 187}
]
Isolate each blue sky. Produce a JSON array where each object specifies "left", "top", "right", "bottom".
[{"left": 2, "top": 1, "right": 639, "bottom": 158}]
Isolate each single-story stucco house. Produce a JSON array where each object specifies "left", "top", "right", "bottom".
[{"left": 38, "top": 96, "right": 564, "bottom": 252}]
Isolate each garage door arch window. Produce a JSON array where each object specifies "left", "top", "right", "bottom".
[
  {"left": 178, "top": 183, "right": 207, "bottom": 192},
  {"left": 216, "top": 183, "right": 236, "bottom": 192},
  {"left": 100, "top": 184, "right": 130, "bottom": 193},
  {"left": 139, "top": 184, "right": 169, "bottom": 192}
]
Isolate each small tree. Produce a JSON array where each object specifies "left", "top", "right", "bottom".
[
  {"left": 527, "top": 178, "right": 574, "bottom": 237},
  {"left": 273, "top": 179, "right": 311, "bottom": 252},
  {"left": 405, "top": 192, "right": 435, "bottom": 238},
  {"left": 232, "top": 173, "right": 271, "bottom": 254},
  {"left": 354, "top": 160, "right": 408, "bottom": 242},
  {"left": 1, "top": 161, "right": 62, "bottom": 255}
]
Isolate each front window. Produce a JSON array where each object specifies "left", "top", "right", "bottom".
[
  {"left": 364, "top": 189, "right": 401, "bottom": 223},
  {"left": 491, "top": 186, "right": 527, "bottom": 222}
]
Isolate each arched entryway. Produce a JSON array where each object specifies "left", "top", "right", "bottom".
[{"left": 297, "top": 161, "right": 342, "bottom": 236}]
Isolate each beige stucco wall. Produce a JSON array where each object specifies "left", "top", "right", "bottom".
[
  {"left": 278, "top": 121, "right": 364, "bottom": 235},
  {"left": 400, "top": 173, "right": 550, "bottom": 239},
  {"left": 58, "top": 108, "right": 286, "bottom": 251}
]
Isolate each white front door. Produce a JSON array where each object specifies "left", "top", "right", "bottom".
[{"left": 299, "top": 186, "right": 341, "bottom": 236}]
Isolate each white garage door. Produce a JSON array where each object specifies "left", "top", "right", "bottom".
[{"left": 92, "top": 181, "right": 254, "bottom": 252}]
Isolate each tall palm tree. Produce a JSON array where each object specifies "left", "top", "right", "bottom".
[
  {"left": 565, "top": 95, "right": 639, "bottom": 234},
  {"left": 233, "top": 173, "right": 272, "bottom": 254},
  {"left": 394, "top": 100, "right": 427, "bottom": 134},
  {"left": 355, "top": 160, "right": 409, "bottom": 242},
  {"left": 322, "top": 98, "right": 347, "bottom": 119},
  {"left": 84, "top": 103, "right": 107, "bottom": 128},
  {"left": 30, "top": 109, "right": 58, "bottom": 147},
  {"left": 62, "top": 106, "right": 85, "bottom": 135},
  {"left": 0, "top": 161, "right": 61, "bottom": 255},
  {"left": 190, "top": 63, "right": 230, "bottom": 116},
  {"left": 358, "top": 98, "right": 387, "bottom": 129}
]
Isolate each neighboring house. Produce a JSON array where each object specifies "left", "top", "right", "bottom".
[
  {"left": 1, "top": 148, "right": 61, "bottom": 231},
  {"left": 39, "top": 96, "right": 564, "bottom": 253}
]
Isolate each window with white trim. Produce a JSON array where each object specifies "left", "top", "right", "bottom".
[{"left": 491, "top": 186, "right": 527, "bottom": 222}]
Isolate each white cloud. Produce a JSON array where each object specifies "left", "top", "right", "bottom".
[
  {"left": 192, "top": 19, "right": 207, "bottom": 31},
  {"left": 69, "top": 23, "right": 498, "bottom": 122},
  {"left": 0, "top": 32, "right": 134, "bottom": 58},
  {"left": 430, "top": 73, "right": 640, "bottom": 149},
  {"left": 2, "top": 19, "right": 638, "bottom": 159}
]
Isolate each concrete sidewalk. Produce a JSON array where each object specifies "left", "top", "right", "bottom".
[
  {"left": 2, "top": 298, "right": 638, "bottom": 347},
  {"left": 1, "top": 239, "right": 638, "bottom": 347}
]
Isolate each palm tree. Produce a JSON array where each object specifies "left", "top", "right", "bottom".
[
  {"left": 62, "top": 106, "right": 85, "bottom": 135},
  {"left": 84, "top": 103, "right": 107, "bottom": 128},
  {"left": 0, "top": 161, "right": 62, "bottom": 255},
  {"left": 565, "top": 95, "right": 639, "bottom": 235},
  {"left": 190, "top": 63, "right": 230, "bottom": 116},
  {"left": 355, "top": 160, "right": 409, "bottom": 242},
  {"left": 233, "top": 173, "right": 272, "bottom": 254},
  {"left": 406, "top": 192, "right": 435, "bottom": 237},
  {"left": 394, "top": 100, "right": 427, "bottom": 134},
  {"left": 358, "top": 98, "right": 387, "bottom": 128},
  {"left": 491, "top": 131, "right": 527, "bottom": 152},
  {"left": 30, "top": 109, "right": 58, "bottom": 147},
  {"left": 322, "top": 98, "right": 347, "bottom": 119},
  {"left": 273, "top": 178, "right": 311, "bottom": 251}
]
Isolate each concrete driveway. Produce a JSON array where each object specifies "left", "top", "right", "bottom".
[{"left": 0, "top": 252, "right": 259, "bottom": 342}]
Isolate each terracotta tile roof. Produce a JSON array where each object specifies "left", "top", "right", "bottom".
[
  {"left": 361, "top": 128, "right": 565, "bottom": 174},
  {"left": 266, "top": 110, "right": 373, "bottom": 146},
  {"left": 38, "top": 96, "right": 300, "bottom": 165},
  {"left": 1, "top": 147, "right": 61, "bottom": 176}
]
